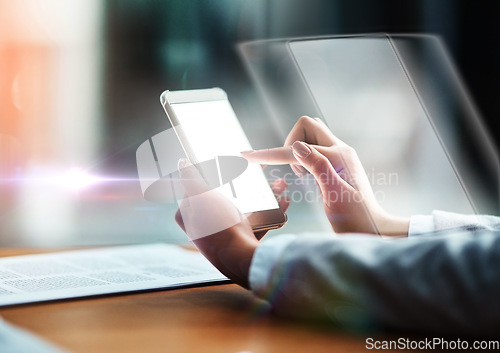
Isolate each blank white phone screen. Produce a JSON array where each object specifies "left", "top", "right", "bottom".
[{"left": 171, "top": 100, "right": 279, "bottom": 214}]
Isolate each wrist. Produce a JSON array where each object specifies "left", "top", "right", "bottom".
[
  {"left": 193, "top": 223, "right": 259, "bottom": 288},
  {"left": 375, "top": 211, "right": 410, "bottom": 237}
]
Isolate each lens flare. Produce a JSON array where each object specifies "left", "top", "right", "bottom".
[{"left": 57, "top": 168, "right": 99, "bottom": 191}]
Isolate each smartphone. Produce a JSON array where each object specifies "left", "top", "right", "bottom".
[{"left": 160, "top": 88, "right": 287, "bottom": 231}]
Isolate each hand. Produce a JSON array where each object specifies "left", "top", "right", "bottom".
[
  {"left": 174, "top": 159, "right": 289, "bottom": 288},
  {"left": 243, "top": 116, "right": 409, "bottom": 236}
]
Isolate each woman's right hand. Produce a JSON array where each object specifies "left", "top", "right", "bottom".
[{"left": 243, "top": 116, "right": 409, "bottom": 236}]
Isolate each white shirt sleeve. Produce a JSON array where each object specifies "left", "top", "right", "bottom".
[
  {"left": 409, "top": 210, "right": 500, "bottom": 236},
  {"left": 249, "top": 217, "right": 500, "bottom": 336}
]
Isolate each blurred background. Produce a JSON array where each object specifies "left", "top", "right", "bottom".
[{"left": 0, "top": 0, "right": 498, "bottom": 246}]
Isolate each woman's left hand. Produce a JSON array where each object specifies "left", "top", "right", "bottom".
[{"left": 174, "top": 159, "right": 289, "bottom": 288}]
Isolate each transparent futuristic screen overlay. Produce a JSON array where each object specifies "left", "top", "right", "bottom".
[{"left": 287, "top": 35, "right": 498, "bottom": 215}]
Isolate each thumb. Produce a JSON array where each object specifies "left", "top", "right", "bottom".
[
  {"left": 178, "top": 158, "right": 210, "bottom": 197},
  {"left": 291, "top": 141, "right": 348, "bottom": 196}
]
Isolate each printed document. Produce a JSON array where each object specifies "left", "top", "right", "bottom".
[{"left": 0, "top": 244, "right": 227, "bottom": 306}]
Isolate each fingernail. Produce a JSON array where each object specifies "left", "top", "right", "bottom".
[
  {"left": 296, "top": 165, "right": 308, "bottom": 176},
  {"left": 240, "top": 150, "right": 254, "bottom": 156},
  {"left": 292, "top": 141, "right": 311, "bottom": 159},
  {"left": 291, "top": 165, "right": 304, "bottom": 178},
  {"left": 178, "top": 158, "right": 189, "bottom": 170}
]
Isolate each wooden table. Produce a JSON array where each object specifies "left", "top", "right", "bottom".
[{"left": 0, "top": 249, "right": 386, "bottom": 353}]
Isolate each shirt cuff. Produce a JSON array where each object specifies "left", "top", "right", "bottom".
[
  {"left": 408, "top": 214, "right": 434, "bottom": 236},
  {"left": 249, "top": 234, "right": 297, "bottom": 296}
]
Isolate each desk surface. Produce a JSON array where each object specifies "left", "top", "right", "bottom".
[{"left": 0, "top": 248, "right": 381, "bottom": 353}]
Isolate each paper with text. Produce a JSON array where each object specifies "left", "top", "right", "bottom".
[{"left": 0, "top": 244, "right": 228, "bottom": 306}]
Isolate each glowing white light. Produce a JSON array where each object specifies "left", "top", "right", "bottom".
[{"left": 57, "top": 168, "right": 99, "bottom": 190}]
